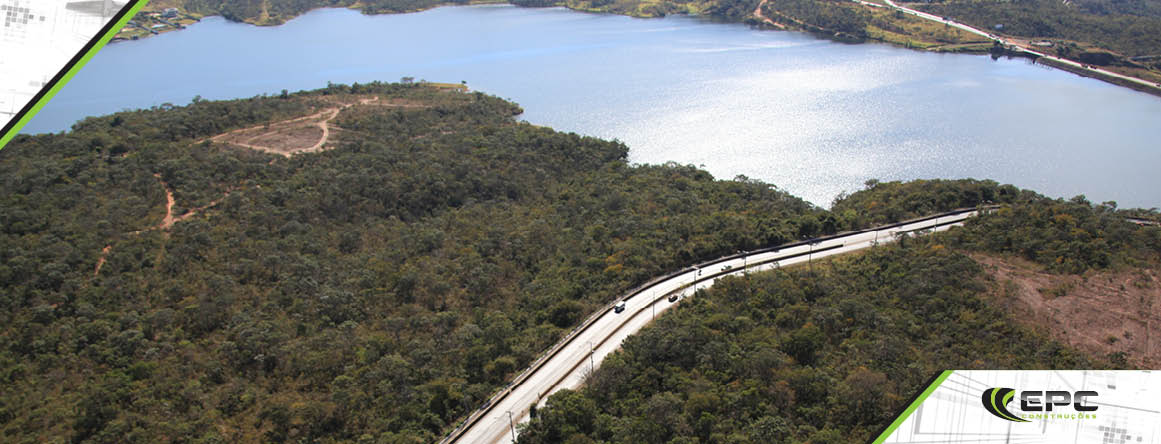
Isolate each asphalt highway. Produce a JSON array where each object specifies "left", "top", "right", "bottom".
[{"left": 444, "top": 209, "right": 980, "bottom": 444}]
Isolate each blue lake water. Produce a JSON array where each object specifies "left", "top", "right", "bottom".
[{"left": 26, "top": 5, "right": 1161, "bottom": 207}]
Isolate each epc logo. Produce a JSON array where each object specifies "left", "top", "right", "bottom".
[{"left": 981, "top": 388, "right": 1098, "bottom": 422}]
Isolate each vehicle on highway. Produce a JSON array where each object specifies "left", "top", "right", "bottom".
[
  {"left": 668, "top": 293, "right": 679, "bottom": 303},
  {"left": 614, "top": 301, "right": 627, "bottom": 313},
  {"left": 721, "top": 265, "right": 732, "bottom": 272}
]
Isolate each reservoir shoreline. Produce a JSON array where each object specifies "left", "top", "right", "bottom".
[
  {"left": 116, "top": 2, "right": 1161, "bottom": 98},
  {"left": 31, "top": 5, "right": 1161, "bottom": 209}
]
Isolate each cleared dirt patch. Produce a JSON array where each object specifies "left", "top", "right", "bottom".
[
  {"left": 247, "top": 126, "right": 325, "bottom": 154},
  {"left": 975, "top": 254, "right": 1161, "bottom": 367},
  {"left": 206, "top": 95, "right": 430, "bottom": 157},
  {"left": 209, "top": 108, "right": 337, "bottom": 156}
]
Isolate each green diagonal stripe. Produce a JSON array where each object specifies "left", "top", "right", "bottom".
[
  {"left": 870, "top": 370, "right": 952, "bottom": 444},
  {"left": 0, "top": 0, "right": 152, "bottom": 151},
  {"left": 997, "top": 389, "right": 1028, "bottom": 422},
  {"left": 990, "top": 390, "right": 1017, "bottom": 422}
]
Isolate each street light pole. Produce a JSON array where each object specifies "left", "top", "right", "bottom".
[
  {"left": 588, "top": 341, "right": 594, "bottom": 374},
  {"left": 507, "top": 411, "right": 516, "bottom": 443}
]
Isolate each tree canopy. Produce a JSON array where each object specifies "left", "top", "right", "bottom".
[
  {"left": 519, "top": 236, "right": 1101, "bottom": 444},
  {"left": 0, "top": 82, "right": 820, "bottom": 443}
]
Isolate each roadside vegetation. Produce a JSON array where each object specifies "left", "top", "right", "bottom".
[
  {"left": 914, "top": 0, "right": 1161, "bottom": 63},
  {"left": 865, "top": 7, "right": 991, "bottom": 50},
  {"left": 833, "top": 179, "right": 1161, "bottom": 273},
  {"left": 522, "top": 178, "right": 1161, "bottom": 443},
  {"left": 518, "top": 237, "right": 1101, "bottom": 444}
]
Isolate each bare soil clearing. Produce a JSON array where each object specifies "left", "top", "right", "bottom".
[
  {"left": 754, "top": 0, "right": 788, "bottom": 30},
  {"left": 158, "top": 173, "right": 177, "bottom": 229},
  {"left": 207, "top": 95, "right": 430, "bottom": 157},
  {"left": 975, "top": 254, "right": 1161, "bottom": 367},
  {"left": 93, "top": 245, "right": 112, "bottom": 276}
]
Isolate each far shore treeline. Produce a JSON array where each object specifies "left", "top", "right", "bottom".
[{"left": 137, "top": 0, "right": 1161, "bottom": 84}]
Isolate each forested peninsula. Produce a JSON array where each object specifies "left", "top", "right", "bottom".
[{"left": 2, "top": 83, "right": 1158, "bottom": 443}]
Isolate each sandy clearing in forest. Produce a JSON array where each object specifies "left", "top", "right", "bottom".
[
  {"left": 207, "top": 96, "right": 430, "bottom": 157},
  {"left": 975, "top": 254, "right": 1161, "bottom": 367}
]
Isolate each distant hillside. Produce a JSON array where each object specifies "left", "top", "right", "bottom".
[
  {"left": 917, "top": 0, "right": 1161, "bottom": 59},
  {"left": 130, "top": 0, "right": 1161, "bottom": 83},
  {"left": 172, "top": 0, "right": 759, "bottom": 23}
]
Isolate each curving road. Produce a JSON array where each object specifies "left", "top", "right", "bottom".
[{"left": 443, "top": 208, "right": 985, "bottom": 444}]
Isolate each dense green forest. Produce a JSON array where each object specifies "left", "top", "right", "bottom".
[
  {"left": 0, "top": 83, "right": 824, "bottom": 443},
  {"left": 518, "top": 238, "right": 1100, "bottom": 444},
  {"left": 3, "top": 84, "right": 1159, "bottom": 443}
]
